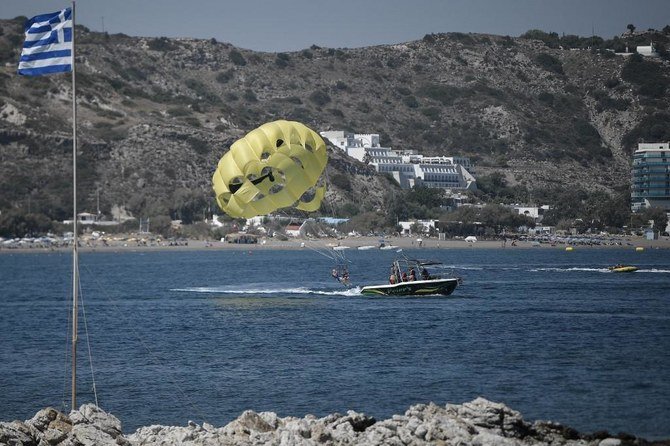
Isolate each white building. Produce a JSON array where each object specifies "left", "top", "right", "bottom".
[
  {"left": 320, "top": 131, "right": 476, "bottom": 191},
  {"left": 63, "top": 212, "right": 99, "bottom": 225},
  {"left": 636, "top": 42, "right": 659, "bottom": 57},
  {"left": 512, "top": 205, "right": 551, "bottom": 222},
  {"left": 319, "top": 130, "right": 380, "bottom": 161},
  {"left": 631, "top": 142, "right": 670, "bottom": 212},
  {"left": 398, "top": 219, "right": 438, "bottom": 235}
]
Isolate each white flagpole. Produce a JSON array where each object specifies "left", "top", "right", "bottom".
[{"left": 70, "top": 0, "right": 79, "bottom": 412}]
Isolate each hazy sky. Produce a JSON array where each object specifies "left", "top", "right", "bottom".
[{"left": 3, "top": 0, "right": 669, "bottom": 52}]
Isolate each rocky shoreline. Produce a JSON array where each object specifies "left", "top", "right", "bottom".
[{"left": 1, "top": 398, "right": 667, "bottom": 446}]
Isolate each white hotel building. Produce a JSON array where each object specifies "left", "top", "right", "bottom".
[{"left": 320, "top": 131, "right": 476, "bottom": 191}]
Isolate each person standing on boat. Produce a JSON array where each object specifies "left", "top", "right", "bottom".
[{"left": 389, "top": 264, "right": 398, "bottom": 284}]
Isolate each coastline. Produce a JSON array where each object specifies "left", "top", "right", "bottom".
[{"left": 1, "top": 234, "right": 669, "bottom": 255}]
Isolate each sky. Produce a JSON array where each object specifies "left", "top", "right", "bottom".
[{"left": 2, "top": 0, "right": 669, "bottom": 52}]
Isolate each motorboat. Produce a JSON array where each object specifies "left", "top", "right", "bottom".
[
  {"left": 361, "top": 259, "right": 461, "bottom": 296},
  {"left": 608, "top": 265, "right": 638, "bottom": 273}
]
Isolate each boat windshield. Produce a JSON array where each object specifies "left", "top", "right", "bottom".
[{"left": 390, "top": 258, "right": 443, "bottom": 282}]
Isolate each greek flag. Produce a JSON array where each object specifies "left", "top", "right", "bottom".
[{"left": 18, "top": 8, "right": 73, "bottom": 76}]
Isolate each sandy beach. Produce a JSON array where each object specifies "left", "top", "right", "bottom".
[{"left": 2, "top": 234, "right": 669, "bottom": 254}]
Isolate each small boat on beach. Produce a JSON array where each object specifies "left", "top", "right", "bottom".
[
  {"left": 361, "top": 259, "right": 461, "bottom": 296},
  {"left": 608, "top": 265, "right": 638, "bottom": 273}
]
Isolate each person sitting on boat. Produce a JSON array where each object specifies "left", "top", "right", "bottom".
[
  {"left": 408, "top": 268, "right": 416, "bottom": 281},
  {"left": 389, "top": 273, "right": 397, "bottom": 284},
  {"left": 420, "top": 268, "right": 430, "bottom": 280},
  {"left": 401, "top": 271, "right": 408, "bottom": 282}
]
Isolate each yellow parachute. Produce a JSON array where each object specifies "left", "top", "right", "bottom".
[{"left": 212, "top": 120, "right": 328, "bottom": 218}]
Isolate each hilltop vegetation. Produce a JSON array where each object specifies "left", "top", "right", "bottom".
[{"left": 0, "top": 17, "right": 669, "bottom": 236}]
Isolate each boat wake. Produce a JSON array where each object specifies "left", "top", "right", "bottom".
[
  {"left": 530, "top": 267, "right": 610, "bottom": 273},
  {"left": 171, "top": 285, "right": 361, "bottom": 297},
  {"left": 530, "top": 267, "right": 670, "bottom": 273},
  {"left": 437, "top": 264, "right": 484, "bottom": 271}
]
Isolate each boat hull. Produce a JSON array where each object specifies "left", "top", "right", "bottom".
[
  {"left": 609, "top": 266, "right": 638, "bottom": 273},
  {"left": 361, "top": 278, "right": 460, "bottom": 296}
]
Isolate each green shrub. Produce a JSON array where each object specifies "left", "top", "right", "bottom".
[
  {"left": 328, "top": 108, "right": 344, "bottom": 117},
  {"left": 396, "top": 86, "right": 412, "bottom": 96},
  {"left": 147, "top": 37, "right": 175, "bottom": 52},
  {"left": 308, "top": 90, "right": 331, "bottom": 106},
  {"left": 187, "top": 136, "right": 208, "bottom": 154},
  {"left": 185, "top": 78, "right": 221, "bottom": 105},
  {"left": 402, "top": 95, "right": 419, "bottom": 108},
  {"left": 275, "top": 53, "right": 290, "bottom": 68},
  {"left": 520, "top": 29, "right": 560, "bottom": 48},
  {"left": 358, "top": 101, "right": 371, "bottom": 113},
  {"left": 449, "top": 32, "right": 474, "bottom": 44},
  {"left": 335, "top": 50, "right": 349, "bottom": 61},
  {"left": 288, "top": 107, "right": 311, "bottom": 122},
  {"left": 591, "top": 90, "right": 630, "bottom": 112},
  {"left": 535, "top": 53, "right": 564, "bottom": 74},
  {"left": 96, "top": 108, "right": 124, "bottom": 119},
  {"left": 338, "top": 202, "right": 360, "bottom": 217},
  {"left": 417, "top": 83, "right": 462, "bottom": 105},
  {"left": 622, "top": 53, "right": 669, "bottom": 96},
  {"left": 229, "top": 49, "right": 246, "bottom": 66},
  {"left": 216, "top": 69, "right": 234, "bottom": 83},
  {"left": 330, "top": 173, "right": 352, "bottom": 192},
  {"left": 243, "top": 89, "right": 257, "bottom": 102},
  {"left": 167, "top": 107, "right": 190, "bottom": 117},
  {"left": 623, "top": 112, "right": 670, "bottom": 150},
  {"left": 386, "top": 57, "right": 404, "bottom": 68},
  {"left": 422, "top": 34, "right": 436, "bottom": 44},
  {"left": 538, "top": 91, "right": 554, "bottom": 105},
  {"left": 93, "top": 121, "right": 114, "bottom": 129},
  {"left": 182, "top": 117, "right": 201, "bottom": 127},
  {"left": 500, "top": 36, "right": 516, "bottom": 48},
  {"left": 605, "top": 78, "right": 620, "bottom": 88},
  {"left": 420, "top": 107, "right": 440, "bottom": 120},
  {"left": 335, "top": 80, "right": 349, "bottom": 91},
  {"left": 574, "top": 121, "right": 602, "bottom": 149}
]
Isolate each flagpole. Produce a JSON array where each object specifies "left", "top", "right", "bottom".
[{"left": 70, "top": 0, "right": 78, "bottom": 412}]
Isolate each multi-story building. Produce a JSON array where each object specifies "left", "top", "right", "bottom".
[
  {"left": 320, "top": 131, "right": 476, "bottom": 191},
  {"left": 631, "top": 142, "right": 670, "bottom": 212}
]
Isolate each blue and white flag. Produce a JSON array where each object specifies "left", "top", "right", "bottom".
[{"left": 18, "top": 7, "right": 73, "bottom": 76}]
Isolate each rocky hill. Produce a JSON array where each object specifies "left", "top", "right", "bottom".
[{"left": 0, "top": 17, "right": 669, "bottom": 224}]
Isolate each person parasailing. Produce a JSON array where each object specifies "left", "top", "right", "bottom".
[{"left": 331, "top": 264, "right": 351, "bottom": 287}]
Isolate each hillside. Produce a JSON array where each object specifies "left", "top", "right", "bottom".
[{"left": 1, "top": 17, "right": 669, "bottom": 226}]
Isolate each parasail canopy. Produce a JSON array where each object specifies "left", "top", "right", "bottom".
[{"left": 212, "top": 120, "right": 328, "bottom": 218}]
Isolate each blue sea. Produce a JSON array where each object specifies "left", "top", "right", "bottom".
[{"left": 1, "top": 247, "right": 669, "bottom": 438}]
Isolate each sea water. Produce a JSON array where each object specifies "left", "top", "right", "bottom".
[{"left": 0, "top": 247, "right": 668, "bottom": 438}]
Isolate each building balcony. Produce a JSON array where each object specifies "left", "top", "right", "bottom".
[
  {"left": 631, "top": 192, "right": 670, "bottom": 198},
  {"left": 633, "top": 162, "right": 670, "bottom": 167}
]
